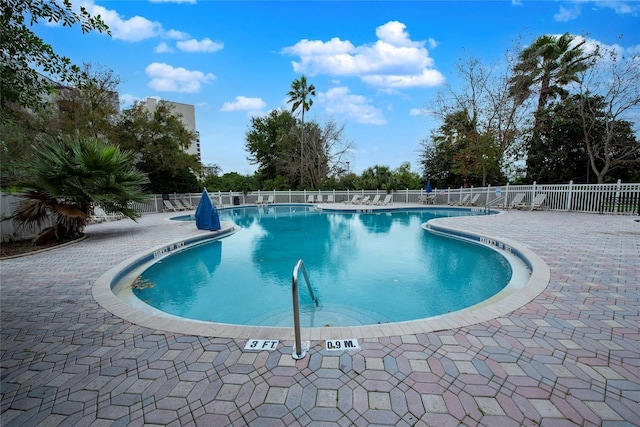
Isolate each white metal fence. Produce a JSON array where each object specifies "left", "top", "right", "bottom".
[{"left": 2, "top": 180, "right": 639, "bottom": 242}]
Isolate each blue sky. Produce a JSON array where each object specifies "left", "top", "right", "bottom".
[{"left": 33, "top": 0, "right": 640, "bottom": 175}]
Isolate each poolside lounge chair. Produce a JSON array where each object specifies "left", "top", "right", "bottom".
[
  {"left": 419, "top": 194, "right": 436, "bottom": 204},
  {"left": 531, "top": 194, "right": 546, "bottom": 210},
  {"left": 514, "top": 194, "right": 546, "bottom": 210},
  {"left": 325, "top": 194, "right": 334, "bottom": 203},
  {"left": 509, "top": 193, "right": 525, "bottom": 209},
  {"left": 307, "top": 195, "right": 315, "bottom": 203},
  {"left": 346, "top": 195, "right": 361, "bottom": 204},
  {"left": 174, "top": 199, "right": 194, "bottom": 210},
  {"left": 380, "top": 194, "right": 393, "bottom": 205},
  {"left": 163, "top": 200, "right": 179, "bottom": 212},
  {"left": 356, "top": 195, "right": 371, "bottom": 205},
  {"left": 316, "top": 194, "right": 324, "bottom": 203},
  {"left": 450, "top": 194, "right": 470, "bottom": 206},
  {"left": 91, "top": 206, "right": 123, "bottom": 222},
  {"left": 256, "top": 195, "right": 265, "bottom": 205},
  {"left": 264, "top": 195, "right": 274, "bottom": 204},
  {"left": 368, "top": 194, "right": 381, "bottom": 205},
  {"left": 469, "top": 194, "right": 482, "bottom": 206}
]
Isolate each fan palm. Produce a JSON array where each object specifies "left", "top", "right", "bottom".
[
  {"left": 287, "top": 75, "right": 316, "bottom": 187},
  {"left": 509, "top": 33, "right": 592, "bottom": 112},
  {"left": 10, "top": 135, "right": 149, "bottom": 244}
]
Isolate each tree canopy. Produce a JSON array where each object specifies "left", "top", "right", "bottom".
[
  {"left": 0, "top": 0, "right": 110, "bottom": 114},
  {"left": 111, "top": 101, "right": 201, "bottom": 194}
]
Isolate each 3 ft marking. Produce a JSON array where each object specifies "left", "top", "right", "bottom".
[
  {"left": 244, "top": 339, "right": 279, "bottom": 351},
  {"left": 325, "top": 339, "right": 360, "bottom": 351}
]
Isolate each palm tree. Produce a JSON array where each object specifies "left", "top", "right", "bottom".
[
  {"left": 10, "top": 135, "right": 149, "bottom": 244},
  {"left": 509, "top": 33, "right": 594, "bottom": 180},
  {"left": 287, "top": 75, "right": 316, "bottom": 187},
  {"left": 509, "top": 33, "right": 592, "bottom": 112}
]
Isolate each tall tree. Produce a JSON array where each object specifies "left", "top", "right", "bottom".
[
  {"left": 431, "top": 56, "right": 527, "bottom": 186},
  {"left": 420, "top": 110, "right": 505, "bottom": 188},
  {"left": 576, "top": 48, "right": 640, "bottom": 183},
  {"left": 245, "top": 109, "right": 298, "bottom": 187},
  {"left": 0, "top": 0, "right": 110, "bottom": 114},
  {"left": 112, "top": 101, "right": 200, "bottom": 193},
  {"left": 52, "top": 63, "right": 121, "bottom": 140},
  {"left": 530, "top": 97, "right": 590, "bottom": 183},
  {"left": 357, "top": 165, "right": 396, "bottom": 191},
  {"left": 508, "top": 33, "right": 595, "bottom": 180},
  {"left": 287, "top": 75, "right": 316, "bottom": 186}
]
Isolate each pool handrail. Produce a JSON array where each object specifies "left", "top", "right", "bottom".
[{"left": 291, "top": 259, "right": 318, "bottom": 359}]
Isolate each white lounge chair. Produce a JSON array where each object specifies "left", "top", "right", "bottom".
[
  {"left": 469, "top": 194, "right": 482, "bottom": 206},
  {"left": 174, "top": 199, "right": 194, "bottom": 210},
  {"left": 325, "top": 194, "right": 334, "bottom": 203},
  {"left": 163, "top": 200, "right": 179, "bottom": 212},
  {"left": 369, "top": 194, "right": 381, "bottom": 205},
  {"left": 509, "top": 193, "right": 525, "bottom": 209},
  {"left": 356, "top": 195, "right": 371, "bottom": 205},
  {"left": 514, "top": 193, "right": 546, "bottom": 210},
  {"left": 346, "top": 195, "right": 361, "bottom": 204},
  {"left": 316, "top": 194, "right": 324, "bottom": 203},
  {"left": 375, "top": 194, "right": 392, "bottom": 205},
  {"left": 256, "top": 195, "right": 265, "bottom": 205},
  {"left": 419, "top": 194, "right": 436, "bottom": 205},
  {"left": 450, "top": 194, "right": 470, "bottom": 206},
  {"left": 307, "top": 194, "right": 315, "bottom": 203},
  {"left": 265, "top": 195, "right": 274, "bottom": 204}
]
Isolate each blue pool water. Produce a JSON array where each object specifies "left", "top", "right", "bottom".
[{"left": 134, "top": 205, "right": 512, "bottom": 327}]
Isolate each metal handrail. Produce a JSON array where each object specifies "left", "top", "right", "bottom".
[
  {"left": 485, "top": 195, "right": 505, "bottom": 214},
  {"left": 291, "top": 259, "right": 318, "bottom": 360}
]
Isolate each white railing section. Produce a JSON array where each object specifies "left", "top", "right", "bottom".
[{"left": 2, "top": 180, "right": 638, "bottom": 242}]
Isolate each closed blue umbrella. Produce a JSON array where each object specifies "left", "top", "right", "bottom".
[
  {"left": 195, "top": 189, "right": 221, "bottom": 231},
  {"left": 426, "top": 180, "right": 433, "bottom": 193}
]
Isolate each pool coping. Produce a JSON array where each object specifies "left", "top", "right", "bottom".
[{"left": 92, "top": 207, "right": 551, "bottom": 340}]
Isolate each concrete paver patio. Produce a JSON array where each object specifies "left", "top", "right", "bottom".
[{"left": 1, "top": 206, "right": 638, "bottom": 426}]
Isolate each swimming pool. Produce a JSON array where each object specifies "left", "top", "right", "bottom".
[{"left": 130, "top": 205, "right": 516, "bottom": 327}]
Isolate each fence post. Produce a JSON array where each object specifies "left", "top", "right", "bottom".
[
  {"left": 504, "top": 183, "right": 510, "bottom": 209},
  {"left": 614, "top": 179, "right": 621, "bottom": 213},
  {"left": 566, "top": 180, "right": 573, "bottom": 211},
  {"left": 531, "top": 182, "right": 537, "bottom": 210}
]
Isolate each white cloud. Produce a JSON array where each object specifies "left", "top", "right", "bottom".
[
  {"left": 81, "top": 1, "right": 162, "bottom": 42},
  {"left": 165, "top": 29, "right": 190, "bottom": 40},
  {"left": 282, "top": 21, "right": 444, "bottom": 89},
  {"left": 221, "top": 96, "right": 267, "bottom": 112},
  {"left": 177, "top": 38, "right": 224, "bottom": 53},
  {"left": 317, "top": 87, "right": 386, "bottom": 125},
  {"left": 363, "top": 69, "right": 445, "bottom": 88},
  {"left": 409, "top": 108, "right": 431, "bottom": 116},
  {"left": 145, "top": 63, "right": 216, "bottom": 93},
  {"left": 119, "top": 93, "right": 141, "bottom": 108},
  {"left": 554, "top": 0, "right": 640, "bottom": 21},
  {"left": 554, "top": 5, "right": 582, "bottom": 21},
  {"left": 154, "top": 42, "right": 173, "bottom": 53}
]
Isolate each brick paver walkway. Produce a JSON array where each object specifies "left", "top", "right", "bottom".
[{"left": 1, "top": 208, "right": 638, "bottom": 426}]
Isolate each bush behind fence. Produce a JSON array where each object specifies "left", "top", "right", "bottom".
[{"left": 2, "top": 180, "right": 639, "bottom": 242}]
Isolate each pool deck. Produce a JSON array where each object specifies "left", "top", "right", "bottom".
[{"left": 1, "top": 204, "right": 639, "bottom": 426}]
